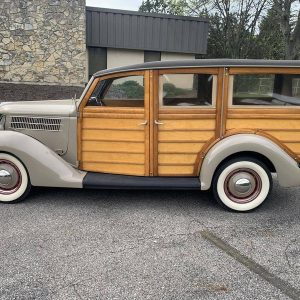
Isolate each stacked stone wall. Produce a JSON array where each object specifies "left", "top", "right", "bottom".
[{"left": 0, "top": 0, "right": 87, "bottom": 92}]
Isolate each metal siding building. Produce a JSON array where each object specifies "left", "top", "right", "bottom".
[
  {"left": 86, "top": 7, "right": 208, "bottom": 54},
  {"left": 86, "top": 7, "right": 209, "bottom": 77}
]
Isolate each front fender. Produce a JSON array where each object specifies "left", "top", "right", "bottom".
[
  {"left": 200, "top": 134, "right": 300, "bottom": 190},
  {"left": 0, "top": 131, "right": 85, "bottom": 188}
]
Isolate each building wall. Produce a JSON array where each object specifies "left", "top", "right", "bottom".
[
  {"left": 107, "top": 48, "right": 144, "bottom": 69},
  {"left": 161, "top": 52, "right": 195, "bottom": 61},
  {"left": 0, "top": 0, "right": 87, "bottom": 87}
]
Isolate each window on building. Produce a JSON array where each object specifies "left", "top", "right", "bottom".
[
  {"left": 231, "top": 73, "right": 300, "bottom": 106},
  {"left": 144, "top": 51, "right": 161, "bottom": 62},
  {"left": 87, "top": 75, "right": 144, "bottom": 107},
  {"left": 159, "top": 73, "right": 217, "bottom": 107},
  {"left": 88, "top": 47, "right": 107, "bottom": 78}
]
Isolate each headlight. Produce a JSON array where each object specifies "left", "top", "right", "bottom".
[{"left": 0, "top": 115, "right": 5, "bottom": 130}]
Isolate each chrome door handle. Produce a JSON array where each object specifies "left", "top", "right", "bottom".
[
  {"left": 154, "top": 120, "right": 164, "bottom": 125},
  {"left": 139, "top": 120, "right": 148, "bottom": 126}
]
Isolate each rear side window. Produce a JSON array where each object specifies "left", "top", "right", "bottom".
[
  {"left": 231, "top": 73, "right": 300, "bottom": 106},
  {"left": 159, "top": 73, "right": 217, "bottom": 107}
]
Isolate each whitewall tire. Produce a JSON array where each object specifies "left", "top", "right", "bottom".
[
  {"left": 212, "top": 157, "right": 272, "bottom": 212},
  {"left": 0, "top": 153, "right": 31, "bottom": 203}
]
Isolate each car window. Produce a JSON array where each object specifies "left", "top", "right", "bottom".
[
  {"left": 231, "top": 73, "right": 300, "bottom": 106},
  {"left": 87, "top": 75, "right": 144, "bottom": 107},
  {"left": 159, "top": 73, "right": 217, "bottom": 107}
]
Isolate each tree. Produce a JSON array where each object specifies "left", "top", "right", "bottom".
[
  {"left": 188, "top": 0, "right": 270, "bottom": 58},
  {"left": 139, "top": 0, "right": 186, "bottom": 15},
  {"left": 138, "top": 0, "right": 300, "bottom": 59},
  {"left": 273, "top": 0, "right": 300, "bottom": 59},
  {"left": 256, "top": 6, "right": 286, "bottom": 59}
]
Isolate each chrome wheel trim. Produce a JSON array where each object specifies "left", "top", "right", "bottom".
[
  {"left": 224, "top": 168, "right": 262, "bottom": 204},
  {"left": 0, "top": 160, "right": 22, "bottom": 195}
]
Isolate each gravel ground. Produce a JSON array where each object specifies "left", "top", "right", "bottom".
[{"left": 0, "top": 180, "right": 299, "bottom": 300}]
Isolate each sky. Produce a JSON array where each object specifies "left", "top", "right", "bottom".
[{"left": 86, "top": 0, "right": 142, "bottom": 11}]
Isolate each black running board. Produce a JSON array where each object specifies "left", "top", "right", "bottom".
[{"left": 83, "top": 172, "right": 201, "bottom": 190}]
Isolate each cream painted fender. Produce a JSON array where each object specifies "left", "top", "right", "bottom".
[
  {"left": 200, "top": 134, "right": 300, "bottom": 190},
  {"left": 0, "top": 131, "right": 86, "bottom": 188}
]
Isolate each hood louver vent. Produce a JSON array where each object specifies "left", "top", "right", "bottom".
[{"left": 10, "top": 116, "right": 62, "bottom": 131}]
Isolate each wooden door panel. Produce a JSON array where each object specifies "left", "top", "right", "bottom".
[
  {"left": 82, "top": 141, "right": 144, "bottom": 153},
  {"left": 154, "top": 68, "right": 221, "bottom": 176},
  {"left": 82, "top": 129, "right": 145, "bottom": 142},
  {"left": 79, "top": 71, "right": 150, "bottom": 176},
  {"left": 82, "top": 162, "right": 145, "bottom": 176}
]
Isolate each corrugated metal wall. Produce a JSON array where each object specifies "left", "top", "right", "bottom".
[{"left": 86, "top": 7, "right": 208, "bottom": 54}]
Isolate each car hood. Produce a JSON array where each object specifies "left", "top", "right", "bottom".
[{"left": 0, "top": 99, "right": 77, "bottom": 117}]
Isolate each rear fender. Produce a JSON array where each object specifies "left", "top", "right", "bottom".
[
  {"left": 200, "top": 134, "right": 300, "bottom": 190},
  {"left": 0, "top": 131, "right": 85, "bottom": 188}
]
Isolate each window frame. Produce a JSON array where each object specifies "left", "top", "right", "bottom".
[
  {"left": 82, "top": 70, "right": 146, "bottom": 109},
  {"left": 228, "top": 67, "right": 300, "bottom": 108},
  {"left": 158, "top": 68, "right": 219, "bottom": 109}
]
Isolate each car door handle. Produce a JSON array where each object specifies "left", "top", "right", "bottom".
[
  {"left": 154, "top": 120, "right": 164, "bottom": 125},
  {"left": 139, "top": 120, "right": 148, "bottom": 126}
]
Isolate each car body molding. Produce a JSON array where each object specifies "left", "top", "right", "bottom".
[
  {"left": 0, "top": 131, "right": 85, "bottom": 188},
  {"left": 200, "top": 134, "right": 300, "bottom": 190}
]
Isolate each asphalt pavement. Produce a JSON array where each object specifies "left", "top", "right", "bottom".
[{"left": 0, "top": 180, "right": 299, "bottom": 300}]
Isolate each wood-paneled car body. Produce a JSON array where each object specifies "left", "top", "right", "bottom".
[{"left": 1, "top": 59, "right": 300, "bottom": 211}]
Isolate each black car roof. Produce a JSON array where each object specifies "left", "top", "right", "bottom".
[{"left": 94, "top": 59, "right": 300, "bottom": 77}]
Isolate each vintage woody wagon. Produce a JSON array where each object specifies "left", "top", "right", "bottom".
[{"left": 1, "top": 59, "right": 300, "bottom": 211}]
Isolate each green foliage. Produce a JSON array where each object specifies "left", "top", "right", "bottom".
[
  {"left": 115, "top": 81, "right": 144, "bottom": 99},
  {"left": 163, "top": 83, "right": 190, "bottom": 97},
  {"left": 256, "top": 6, "right": 285, "bottom": 59},
  {"left": 139, "top": 0, "right": 186, "bottom": 15}
]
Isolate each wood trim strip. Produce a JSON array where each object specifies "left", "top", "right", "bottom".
[
  {"left": 158, "top": 151, "right": 200, "bottom": 155},
  {"left": 158, "top": 163, "right": 195, "bottom": 166},
  {"left": 152, "top": 70, "right": 159, "bottom": 176},
  {"left": 159, "top": 129, "right": 215, "bottom": 132},
  {"left": 221, "top": 67, "right": 229, "bottom": 136},
  {"left": 83, "top": 107, "right": 144, "bottom": 114},
  {"left": 215, "top": 67, "right": 225, "bottom": 138},
  {"left": 229, "top": 67, "right": 300, "bottom": 75},
  {"left": 82, "top": 160, "right": 145, "bottom": 166},
  {"left": 82, "top": 127, "right": 144, "bottom": 131},
  {"left": 82, "top": 138, "right": 144, "bottom": 142},
  {"left": 228, "top": 108, "right": 300, "bottom": 114},
  {"left": 82, "top": 113, "right": 144, "bottom": 119},
  {"left": 227, "top": 114, "right": 300, "bottom": 120},
  {"left": 158, "top": 67, "right": 219, "bottom": 75},
  {"left": 158, "top": 140, "right": 210, "bottom": 143},
  {"left": 159, "top": 108, "right": 216, "bottom": 114},
  {"left": 97, "top": 70, "right": 145, "bottom": 81},
  {"left": 159, "top": 114, "right": 215, "bottom": 120},
  {"left": 264, "top": 128, "right": 300, "bottom": 132},
  {"left": 83, "top": 150, "right": 144, "bottom": 154},
  {"left": 144, "top": 70, "right": 150, "bottom": 176}
]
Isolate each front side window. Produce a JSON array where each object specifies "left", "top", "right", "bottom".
[
  {"left": 87, "top": 75, "right": 144, "bottom": 107},
  {"left": 159, "top": 73, "right": 217, "bottom": 107},
  {"left": 231, "top": 73, "right": 300, "bottom": 106}
]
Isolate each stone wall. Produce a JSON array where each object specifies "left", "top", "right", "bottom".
[{"left": 0, "top": 0, "right": 87, "bottom": 87}]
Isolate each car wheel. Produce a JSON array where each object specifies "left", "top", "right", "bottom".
[
  {"left": 0, "top": 153, "right": 31, "bottom": 203},
  {"left": 212, "top": 157, "right": 272, "bottom": 212}
]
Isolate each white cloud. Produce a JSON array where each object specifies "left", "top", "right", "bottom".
[{"left": 86, "top": 0, "right": 142, "bottom": 11}]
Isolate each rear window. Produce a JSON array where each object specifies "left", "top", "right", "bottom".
[{"left": 231, "top": 73, "right": 300, "bottom": 106}]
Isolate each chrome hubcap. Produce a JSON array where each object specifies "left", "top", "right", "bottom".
[
  {"left": 0, "top": 160, "right": 22, "bottom": 195},
  {"left": 224, "top": 168, "right": 262, "bottom": 203}
]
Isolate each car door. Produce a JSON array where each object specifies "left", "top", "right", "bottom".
[
  {"left": 152, "top": 68, "right": 222, "bottom": 176},
  {"left": 78, "top": 71, "right": 150, "bottom": 176}
]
